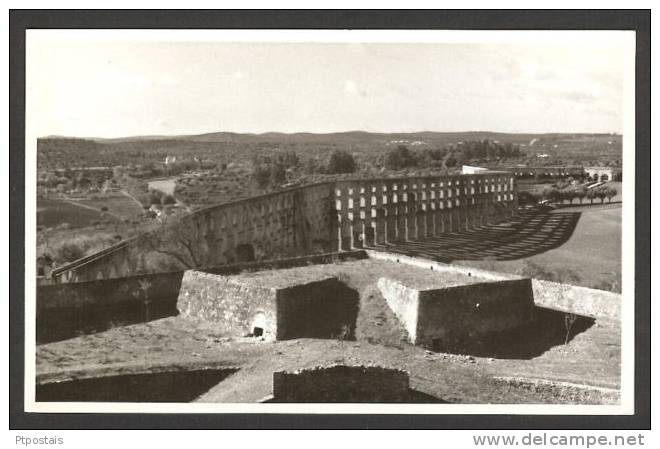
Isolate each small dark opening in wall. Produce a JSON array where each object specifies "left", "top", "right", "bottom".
[{"left": 253, "top": 327, "right": 264, "bottom": 337}]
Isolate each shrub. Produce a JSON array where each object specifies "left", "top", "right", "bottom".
[
  {"left": 161, "top": 194, "right": 176, "bottom": 205},
  {"left": 148, "top": 190, "right": 163, "bottom": 205},
  {"left": 52, "top": 241, "right": 86, "bottom": 263},
  {"left": 384, "top": 145, "right": 417, "bottom": 170},
  {"left": 605, "top": 186, "right": 618, "bottom": 202},
  {"left": 518, "top": 191, "right": 538, "bottom": 205},
  {"left": 326, "top": 150, "right": 357, "bottom": 174},
  {"left": 517, "top": 260, "right": 581, "bottom": 284}
]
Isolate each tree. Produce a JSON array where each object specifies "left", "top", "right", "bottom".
[
  {"left": 605, "top": 186, "right": 618, "bottom": 203},
  {"left": 594, "top": 186, "right": 607, "bottom": 204},
  {"left": 518, "top": 191, "right": 538, "bottom": 206},
  {"left": 444, "top": 154, "right": 458, "bottom": 168},
  {"left": 541, "top": 187, "right": 554, "bottom": 202},
  {"left": 161, "top": 194, "right": 176, "bottom": 205},
  {"left": 542, "top": 187, "right": 562, "bottom": 204},
  {"left": 563, "top": 189, "right": 576, "bottom": 205},
  {"left": 141, "top": 216, "right": 206, "bottom": 269},
  {"left": 251, "top": 155, "right": 286, "bottom": 189},
  {"left": 251, "top": 161, "right": 271, "bottom": 189},
  {"left": 575, "top": 187, "right": 587, "bottom": 204},
  {"left": 281, "top": 150, "right": 300, "bottom": 168},
  {"left": 148, "top": 189, "right": 163, "bottom": 205},
  {"left": 132, "top": 278, "right": 152, "bottom": 322},
  {"left": 384, "top": 145, "right": 416, "bottom": 170},
  {"left": 586, "top": 188, "right": 597, "bottom": 204},
  {"left": 303, "top": 157, "right": 322, "bottom": 174},
  {"left": 564, "top": 313, "right": 578, "bottom": 345},
  {"left": 268, "top": 161, "right": 287, "bottom": 185},
  {"left": 326, "top": 150, "right": 357, "bottom": 174}
]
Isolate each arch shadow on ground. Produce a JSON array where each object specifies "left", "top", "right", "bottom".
[{"left": 381, "top": 209, "right": 582, "bottom": 263}]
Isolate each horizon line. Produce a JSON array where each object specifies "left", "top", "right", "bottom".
[{"left": 38, "top": 129, "right": 623, "bottom": 141}]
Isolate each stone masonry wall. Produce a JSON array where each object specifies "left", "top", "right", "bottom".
[
  {"left": 177, "top": 271, "right": 278, "bottom": 339},
  {"left": 272, "top": 365, "right": 410, "bottom": 403},
  {"left": 415, "top": 279, "right": 535, "bottom": 349},
  {"left": 36, "top": 271, "right": 184, "bottom": 343},
  {"left": 51, "top": 172, "right": 517, "bottom": 283},
  {"left": 36, "top": 251, "right": 365, "bottom": 344},
  {"left": 377, "top": 276, "right": 534, "bottom": 348},
  {"left": 367, "top": 250, "right": 621, "bottom": 320},
  {"left": 377, "top": 277, "right": 419, "bottom": 341},
  {"left": 176, "top": 271, "right": 359, "bottom": 340},
  {"left": 275, "top": 278, "right": 359, "bottom": 340}
]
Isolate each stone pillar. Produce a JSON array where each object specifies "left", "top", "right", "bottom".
[
  {"left": 365, "top": 223, "right": 375, "bottom": 247},
  {"left": 432, "top": 209, "right": 440, "bottom": 235},
  {"left": 396, "top": 204, "right": 406, "bottom": 241},
  {"left": 417, "top": 210, "right": 427, "bottom": 239},
  {"left": 407, "top": 192, "right": 418, "bottom": 241},
  {"left": 351, "top": 219, "right": 364, "bottom": 249},
  {"left": 385, "top": 206, "right": 397, "bottom": 244},
  {"left": 470, "top": 208, "right": 478, "bottom": 229},
  {"left": 406, "top": 205, "right": 417, "bottom": 241},
  {"left": 456, "top": 209, "right": 465, "bottom": 231},
  {"left": 338, "top": 216, "right": 352, "bottom": 251},
  {"left": 425, "top": 209, "right": 435, "bottom": 237},
  {"left": 375, "top": 208, "right": 387, "bottom": 245}
]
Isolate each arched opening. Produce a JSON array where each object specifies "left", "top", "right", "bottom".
[{"left": 250, "top": 311, "right": 267, "bottom": 338}]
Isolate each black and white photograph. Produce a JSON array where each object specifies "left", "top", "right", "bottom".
[{"left": 9, "top": 9, "right": 651, "bottom": 435}]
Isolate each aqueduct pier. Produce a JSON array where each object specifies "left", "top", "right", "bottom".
[{"left": 50, "top": 172, "right": 517, "bottom": 283}]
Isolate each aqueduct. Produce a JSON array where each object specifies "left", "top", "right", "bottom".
[{"left": 50, "top": 172, "right": 517, "bottom": 283}]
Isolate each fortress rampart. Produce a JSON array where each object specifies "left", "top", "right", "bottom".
[{"left": 51, "top": 172, "right": 517, "bottom": 283}]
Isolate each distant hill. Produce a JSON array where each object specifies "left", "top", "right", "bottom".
[{"left": 37, "top": 131, "right": 622, "bottom": 171}]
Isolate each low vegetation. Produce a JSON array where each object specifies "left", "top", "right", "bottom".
[
  {"left": 46, "top": 234, "right": 121, "bottom": 265},
  {"left": 519, "top": 184, "right": 618, "bottom": 206}
]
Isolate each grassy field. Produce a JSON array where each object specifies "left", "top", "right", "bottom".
[
  {"left": 76, "top": 194, "right": 145, "bottom": 220},
  {"left": 147, "top": 177, "right": 178, "bottom": 196},
  {"left": 458, "top": 203, "right": 622, "bottom": 291},
  {"left": 37, "top": 198, "right": 105, "bottom": 229}
]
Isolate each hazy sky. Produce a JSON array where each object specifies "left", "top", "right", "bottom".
[{"left": 27, "top": 33, "right": 632, "bottom": 137}]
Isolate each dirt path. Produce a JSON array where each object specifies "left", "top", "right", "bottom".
[{"left": 119, "top": 190, "right": 144, "bottom": 208}]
